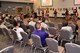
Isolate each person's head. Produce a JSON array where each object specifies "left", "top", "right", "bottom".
[
  {"left": 30, "top": 18, "right": 34, "bottom": 21},
  {"left": 55, "top": 9, "right": 56, "bottom": 11},
  {"left": 35, "top": 22, "right": 42, "bottom": 30},
  {"left": 62, "top": 21, "right": 68, "bottom": 26},
  {"left": 1, "top": 17, "right": 5, "bottom": 22},
  {"left": 38, "top": 17, "right": 42, "bottom": 20},
  {"left": 65, "top": 8, "right": 68, "bottom": 11},
  {"left": 24, "top": 14, "right": 29, "bottom": 18},
  {"left": 5, "top": 14, "right": 8, "bottom": 17},
  {"left": 73, "top": 9, "right": 77, "bottom": 13},
  {"left": 14, "top": 21, "right": 20, "bottom": 27},
  {"left": 38, "top": 18, "right": 42, "bottom": 23}
]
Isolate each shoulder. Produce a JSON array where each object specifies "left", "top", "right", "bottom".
[
  {"left": 32, "top": 30, "right": 37, "bottom": 33},
  {"left": 67, "top": 26, "right": 72, "bottom": 28},
  {"left": 13, "top": 27, "right": 16, "bottom": 29},
  {"left": 18, "top": 27, "right": 23, "bottom": 30}
]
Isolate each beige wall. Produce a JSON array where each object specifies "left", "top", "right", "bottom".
[
  {"left": 0, "top": 0, "right": 30, "bottom": 3},
  {"left": 33, "top": 0, "right": 80, "bottom": 17},
  {"left": 0, "top": 0, "right": 80, "bottom": 17}
]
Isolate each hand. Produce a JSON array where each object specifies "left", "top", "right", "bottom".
[{"left": 49, "top": 34, "right": 54, "bottom": 38}]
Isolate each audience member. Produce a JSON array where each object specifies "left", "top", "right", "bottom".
[
  {"left": 32, "top": 22, "right": 53, "bottom": 47},
  {"left": 38, "top": 17, "right": 42, "bottom": 23},
  {"left": 38, "top": 18, "right": 49, "bottom": 29},
  {"left": 61, "top": 21, "right": 74, "bottom": 39},
  {"left": 0, "top": 19, "right": 8, "bottom": 29},
  {"left": 45, "top": 17, "right": 50, "bottom": 23},
  {"left": 13, "top": 21, "right": 24, "bottom": 41},
  {"left": 28, "top": 18, "right": 36, "bottom": 27}
]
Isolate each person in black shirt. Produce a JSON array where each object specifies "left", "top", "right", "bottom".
[
  {"left": 54, "top": 9, "right": 57, "bottom": 20},
  {"left": 65, "top": 8, "right": 69, "bottom": 21},
  {"left": 42, "top": 10, "right": 44, "bottom": 18}
]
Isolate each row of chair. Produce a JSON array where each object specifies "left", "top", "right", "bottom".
[
  {"left": 0, "top": 22, "right": 78, "bottom": 53},
  {"left": 0, "top": 27, "right": 76, "bottom": 46},
  {"left": 0, "top": 46, "right": 14, "bottom": 53},
  {"left": 0, "top": 34, "right": 79, "bottom": 53},
  {"left": 0, "top": 27, "right": 30, "bottom": 53},
  {"left": 31, "top": 34, "right": 80, "bottom": 53}
]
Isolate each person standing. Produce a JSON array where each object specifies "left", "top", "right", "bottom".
[
  {"left": 65, "top": 8, "right": 69, "bottom": 21},
  {"left": 54, "top": 9, "right": 57, "bottom": 20},
  {"left": 73, "top": 9, "right": 78, "bottom": 22},
  {"left": 42, "top": 10, "right": 44, "bottom": 18}
]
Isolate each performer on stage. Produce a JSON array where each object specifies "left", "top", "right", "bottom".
[
  {"left": 54, "top": 9, "right": 57, "bottom": 20},
  {"left": 65, "top": 8, "right": 69, "bottom": 21},
  {"left": 42, "top": 10, "right": 44, "bottom": 18},
  {"left": 73, "top": 9, "right": 78, "bottom": 22}
]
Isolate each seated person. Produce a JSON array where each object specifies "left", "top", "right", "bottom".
[
  {"left": 28, "top": 18, "right": 36, "bottom": 27},
  {"left": 32, "top": 22, "right": 53, "bottom": 47},
  {"left": 0, "top": 18, "right": 8, "bottom": 29},
  {"left": 61, "top": 21, "right": 73, "bottom": 39},
  {"left": 13, "top": 21, "right": 24, "bottom": 41},
  {"left": 37, "top": 18, "right": 49, "bottom": 29}
]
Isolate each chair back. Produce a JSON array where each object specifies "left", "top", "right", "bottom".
[
  {"left": 48, "top": 27, "right": 57, "bottom": 36},
  {"left": 0, "top": 46, "right": 14, "bottom": 53},
  {"left": 68, "top": 24, "right": 76, "bottom": 32},
  {"left": 31, "top": 34, "right": 43, "bottom": 48},
  {"left": 59, "top": 29, "right": 71, "bottom": 40},
  {"left": 46, "top": 38, "right": 58, "bottom": 52},
  {"left": 10, "top": 29, "right": 18, "bottom": 41},
  {"left": 2, "top": 28, "right": 11, "bottom": 40},
  {"left": 58, "top": 23, "right": 63, "bottom": 30},
  {"left": 46, "top": 22, "right": 54, "bottom": 27},
  {"left": 0, "top": 28, "right": 4, "bottom": 35},
  {"left": 20, "top": 32, "right": 29, "bottom": 44},
  {"left": 28, "top": 25, "right": 35, "bottom": 33},
  {"left": 65, "top": 43, "right": 80, "bottom": 53}
]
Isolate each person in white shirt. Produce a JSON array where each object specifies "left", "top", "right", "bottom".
[
  {"left": 37, "top": 18, "right": 49, "bottom": 29},
  {"left": 28, "top": 18, "right": 36, "bottom": 27},
  {"left": 61, "top": 21, "right": 73, "bottom": 39},
  {"left": 13, "top": 21, "right": 24, "bottom": 41},
  {"left": 41, "top": 22, "right": 49, "bottom": 29},
  {"left": 0, "top": 19, "right": 8, "bottom": 29}
]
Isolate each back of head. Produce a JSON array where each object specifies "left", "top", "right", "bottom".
[
  {"left": 35, "top": 22, "right": 41, "bottom": 29},
  {"left": 38, "top": 17, "right": 42, "bottom": 20},
  {"left": 6, "top": 14, "right": 8, "bottom": 17},
  {"left": 30, "top": 18, "right": 34, "bottom": 21},
  {"left": 24, "top": 14, "right": 29, "bottom": 18},
  {"left": 38, "top": 18, "right": 42, "bottom": 23},
  {"left": 62, "top": 21, "right": 68, "bottom": 26},
  {"left": 13, "top": 21, "right": 20, "bottom": 27}
]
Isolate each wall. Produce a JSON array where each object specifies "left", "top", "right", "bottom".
[
  {"left": 34, "top": 0, "right": 80, "bottom": 17},
  {"left": 0, "top": 0, "right": 80, "bottom": 17},
  {"left": 0, "top": 0, "right": 30, "bottom": 2},
  {"left": 0, "top": 1, "right": 33, "bottom": 14}
]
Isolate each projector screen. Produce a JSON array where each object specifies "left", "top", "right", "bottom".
[
  {"left": 41, "top": 0, "right": 53, "bottom": 6},
  {"left": 75, "top": 0, "right": 80, "bottom": 4}
]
